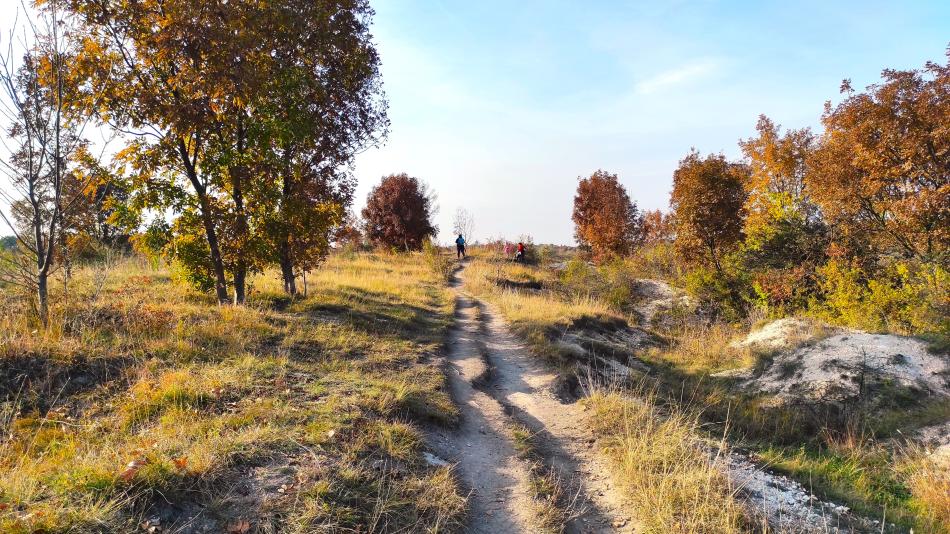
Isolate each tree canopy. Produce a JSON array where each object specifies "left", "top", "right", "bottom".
[
  {"left": 572, "top": 170, "right": 642, "bottom": 260},
  {"left": 362, "top": 173, "right": 436, "bottom": 251}
]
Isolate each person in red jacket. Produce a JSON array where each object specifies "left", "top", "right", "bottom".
[{"left": 516, "top": 242, "right": 525, "bottom": 262}]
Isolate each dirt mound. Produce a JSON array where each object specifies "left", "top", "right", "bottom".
[
  {"left": 551, "top": 315, "right": 657, "bottom": 378},
  {"left": 633, "top": 279, "right": 690, "bottom": 327},
  {"left": 732, "top": 317, "right": 835, "bottom": 351},
  {"left": 742, "top": 325, "right": 950, "bottom": 405}
]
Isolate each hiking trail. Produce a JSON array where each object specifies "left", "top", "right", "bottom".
[{"left": 425, "top": 261, "right": 634, "bottom": 533}]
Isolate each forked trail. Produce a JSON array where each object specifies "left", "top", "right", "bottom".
[{"left": 426, "top": 262, "right": 634, "bottom": 533}]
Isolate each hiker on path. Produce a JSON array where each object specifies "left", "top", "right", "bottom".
[
  {"left": 456, "top": 234, "right": 466, "bottom": 259},
  {"left": 516, "top": 242, "right": 525, "bottom": 262}
]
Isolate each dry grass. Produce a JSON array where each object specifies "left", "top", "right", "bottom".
[
  {"left": 0, "top": 252, "right": 466, "bottom": 532},
  {"left": 463, "top": 255, "right": 614, "bottom": 363},
  {"left": 584, "top": 390, "right": 746, "bottom": 533},
  {"left": 902, "top": 446, "right": 950, "bottom": 533}
]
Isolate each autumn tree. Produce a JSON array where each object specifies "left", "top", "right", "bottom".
[
  {"left": 572, "top": 170, "right": 642, "bottom": 260},
  {"left": 807, "top": 56, "right": 950, "bottom": 265},
  {"left": 670, "top": 151, "right": 749, "bottom": 273},
  {"left": 261, "top": 0, "right": 387, "bottom": 296},
  {"left": 362, "top": 173, "right": 436, "bottom": 251},
  {"left": 0, "top": 2, "right": 96, "bottom": 325},
  {"left": 66, "top": 0, "right": 386, "bottom": 303},
  {"left": 738, "top": 116, "right": 826, "bottom": 309},
  {"left": 640, "top": 209, "right": 675, "bottom": 246}
]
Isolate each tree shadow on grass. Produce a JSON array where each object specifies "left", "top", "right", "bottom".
[{"left": 302, "top": 286, "right": 448, "bottom": 346}]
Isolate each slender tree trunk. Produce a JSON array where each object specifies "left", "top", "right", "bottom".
[
  {"left": 37, "top": 272, "right": 49, "bottom": 327},
  {"left": 233, "top": 266, "right": 246, "bottom": 305},
  {"left": 231, "top": 123, "right": 249, "bottom": 305},
  {"left": 279, "top": 239, "right": 297, "bottom": 296},
  {"left": 198, "top": 197, "right": 230, "bottom": 304},
  {"left": 178, "top": 139, "right": 229, "bottom": 304},
  {"left": 278, "top": 158, "right": 297, "bottom": 296},
  {"left": 232, "top": 175, "right": 248, "bottom": 305}
]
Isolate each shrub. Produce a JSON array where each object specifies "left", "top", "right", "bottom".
[
  {"left": 683, "top": 259, "right": 752, "bottom": 323},
  {"left": 813, "top": 259, "right": 949, "bottom": 342}
]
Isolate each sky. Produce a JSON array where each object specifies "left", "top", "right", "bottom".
[
  {"left": 352, "top": 0, "right": 950, "bottom": 244},
  {"left": 0, "top": 1, "right": 947, "bottom": 245}
]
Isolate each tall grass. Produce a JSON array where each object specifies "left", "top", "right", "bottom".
[
  {"left": 0, "top": 252, "right": 465, "bottom": 532},
  {"left": 585, "top": 390, "right": 746, "bottom": 533}
]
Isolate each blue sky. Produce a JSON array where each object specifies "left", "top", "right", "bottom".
[
  {"left": 0, "top": 1, "right": 946, "bottom": 245},
  {"left": 353, "top": 0, "right": 950, "bottom": 244}
]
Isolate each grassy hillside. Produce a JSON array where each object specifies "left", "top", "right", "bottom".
[
  {"left": 0, "top": 253, "right": 465, "bottom": 532},
  {"left": 462, "top": 248, "right": 949, "bottom": 533}
]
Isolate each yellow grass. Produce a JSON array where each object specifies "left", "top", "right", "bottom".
[
  {"left": 0, "top": 252, "right": 465, "bottom": 532},
  {"left": 584, "top": 390, "right": 746, "bottom": 533}
]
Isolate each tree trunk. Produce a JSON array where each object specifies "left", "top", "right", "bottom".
[
  {"left": 279, "top": 240, "right": 297, "bottom": 296},
  {"left": 230, "top": 124, "right": 249, "bottom": 305},
  {"left": 233, "top": 265, "right": 246, "bottom": 305},
  {"left": 198, "top": 198, "right": 230, "bottom": 304},
  {"left": 37, "top": 271, "right": 49, "bottom": 327},
  {"left": 178, "top": 139, "right": 229, "bottom": 304}
]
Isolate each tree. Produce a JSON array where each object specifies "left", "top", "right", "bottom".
[
  {"left": 807, "top": 54, "right": 950, "bottom": 265},
  {"left": 572, "top": 170, "right": 642, "bottom": 260},
  {"left": 362, "top": 173, "right": 436, "bottom": 251},
  {"left": 452, "top": 207, "right": 475, "bottom": 242},
  {"left": 738, "top": 116, "right": 827, "bottom": 310},
  {"left": 0, "top": 1, "right": 95, "bottom": 325},
  {"left": 670, "top": 151, "right": 749, "bottom": 272},
  {"left": 739, "top": 115, "right": 819, "bottom": 231},
  {"left": 66, "top": 0, "right": 387, "bottom": 303},
  {"left": 260, "top": 0, "right": 387, "bottom": 296},
  {"left": 640, "top": 209, "right": 675, "bottom": 246}
]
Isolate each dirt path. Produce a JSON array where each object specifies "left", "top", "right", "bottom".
[
  {"left": 426, "top": 263, "right": 634, "bottom": 533},
  {"left": 426, "top": 290, "right": 538, "bottom": 533}
]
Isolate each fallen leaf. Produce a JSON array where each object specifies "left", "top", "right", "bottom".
[
  {"left": 120, "top": 457, "right": 148, "bottom": 482},
  {"left": 227, "top": 519, "right": 251, "bottom": 533}
]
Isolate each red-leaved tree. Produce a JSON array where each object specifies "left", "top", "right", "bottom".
[
  {"left": 362, "top": 173, "right": 436, "bottom": 251},
  {"left": 572, "top": 170, "right": 642, "bottom": 261}
]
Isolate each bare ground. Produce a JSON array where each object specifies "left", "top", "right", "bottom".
[{"left": 426, "top": 263, "right": 634, "bottom": 533}]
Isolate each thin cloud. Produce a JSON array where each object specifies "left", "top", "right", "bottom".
[{"left": 635, "top": 59, "right": 721, "bottom": 94}]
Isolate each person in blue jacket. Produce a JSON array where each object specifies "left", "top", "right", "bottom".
[{"left": 455, "top": 234, "right": 466, "bottom": 259}]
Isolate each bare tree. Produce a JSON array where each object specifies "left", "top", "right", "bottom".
[
  {"left": 0, "top": 1, "right": 93, "bottom": 326},
  {"left": 452, "top": 207, "right": 475, "bottom": 243}
]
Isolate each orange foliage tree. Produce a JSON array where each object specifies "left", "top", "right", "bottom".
[
  {"left": 640, "top": 209, "right": 675, "bottom": 246},
  {"left": 670, "top": 151, "right": 749, "bottom": 273},
  {"left": 807, "top": 55, "right": 950, "bottom": 264},
  {"left": 362, "top": 174, "right": 437, "bottom": 251},
  {"left": 572, "top": 170, "right": 642, "bottom": 260}
]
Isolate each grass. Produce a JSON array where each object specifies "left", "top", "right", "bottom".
[
  {"left": 508, "top": 423, "right": 584, "bottom": 532},
  {"left": 584, "top": 390, "right": 746, "bottom": 533},
  {"left": 0, "top": 252, "right": 466, "bottom": 532},
  {"left": 463, "top": 250, "right": 950, "bottom": 532}
]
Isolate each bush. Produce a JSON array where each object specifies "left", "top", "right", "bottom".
[
  {"left": 558, "top": 257, "right": 636, "bottom": 312},
  {"left": 683, "top": 260, "right": 752, "bottom": 323},
  {"left": 813, "top": 259, "right": 949, "bottom": 343},
  {"left": 422, "top": 240, "right": 452, "bottom": 283}
]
